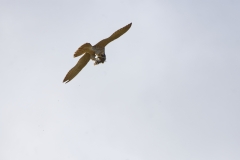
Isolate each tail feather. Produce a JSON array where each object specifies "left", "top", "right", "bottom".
[{"left": 74, "top": 43, "right": 92, "bottom": 57}]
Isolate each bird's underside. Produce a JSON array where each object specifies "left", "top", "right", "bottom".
[{"left": 63, "top": 22, "right": 132, "bottom": 83}]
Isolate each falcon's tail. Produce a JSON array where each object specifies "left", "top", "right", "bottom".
[{"left": 74, "top": 43, "right": 92, "bottom": 57}]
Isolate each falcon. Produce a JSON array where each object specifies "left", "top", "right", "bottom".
[{"left": 63, "top": 22, "right": 132, "bottom": 83}]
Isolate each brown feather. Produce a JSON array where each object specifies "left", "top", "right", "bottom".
[
  {"left": 74, "top": 43, "right": 92, "bottom": 57},
  {"left": 95, "top": 23, "right": 132, "bottom": 47},
  {"left": 63, "top": 53, "right": 90, "bottom": 83}
]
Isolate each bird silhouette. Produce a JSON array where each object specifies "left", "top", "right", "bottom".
[{"left": 63, "top": 22, "right": 132, "bottom": 83}]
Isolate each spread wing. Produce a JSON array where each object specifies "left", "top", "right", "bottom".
[
  {"left": 63, "top": 53, "right": 90, "bottom": 83},
  {"left": 95, "top": 23, "right": 132, "bottom": 48}
]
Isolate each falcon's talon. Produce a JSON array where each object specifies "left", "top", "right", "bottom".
[{"left": 63, "top": 22, "right": 132, "bottom": 83}]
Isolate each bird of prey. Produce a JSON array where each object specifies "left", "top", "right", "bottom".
[{"left": 63, "top": 22, "right": 132, "bottom": 83}]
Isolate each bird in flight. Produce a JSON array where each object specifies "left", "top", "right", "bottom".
[{"left": 63, "top": 22, "right": 132, "bottom": 83}]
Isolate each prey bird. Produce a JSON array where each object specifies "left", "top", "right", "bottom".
[{"left": 63, "top": 22, "right": 132, "bottom": 83}]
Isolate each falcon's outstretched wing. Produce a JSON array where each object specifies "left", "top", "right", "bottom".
[
  {"left": 95, "top": 23, "right": 132, "bottom": 48},
  {"left": 63, "top": 53, "right": 90, "bottom": 83}
]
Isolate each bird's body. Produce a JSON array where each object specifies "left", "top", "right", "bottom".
[
  {"left": 91, "top": 45, "right": 106, "bottom": 65},
  {"left": 63, "top": 22, "right": 132, "bottom": 83}
]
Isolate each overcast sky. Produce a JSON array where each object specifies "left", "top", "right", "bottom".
[{"left": 0, "top": 0, "right": 240, "bottom": 160}]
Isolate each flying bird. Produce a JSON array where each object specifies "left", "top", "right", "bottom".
[{"left": 63, "top": 22, "right": 132, "bottom": 83}]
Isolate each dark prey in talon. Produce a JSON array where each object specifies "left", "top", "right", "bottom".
[{"left": 63, "top": 22, "right": 132, "bottom": 83}]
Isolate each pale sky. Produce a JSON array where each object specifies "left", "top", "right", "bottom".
[{"left": 0, "top": 0, "right": 240, "bottom": 160}]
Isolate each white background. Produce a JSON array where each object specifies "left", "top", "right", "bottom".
[{"left": 1, "top": 0, "right": 240, "bottom": 160}]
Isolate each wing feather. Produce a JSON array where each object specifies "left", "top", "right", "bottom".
[
  {"left": 63, "top": 53, "right": 90, "bottom": 83},
  {"left": 95, "top": 23, "right": 132, "bottom": 47}
]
